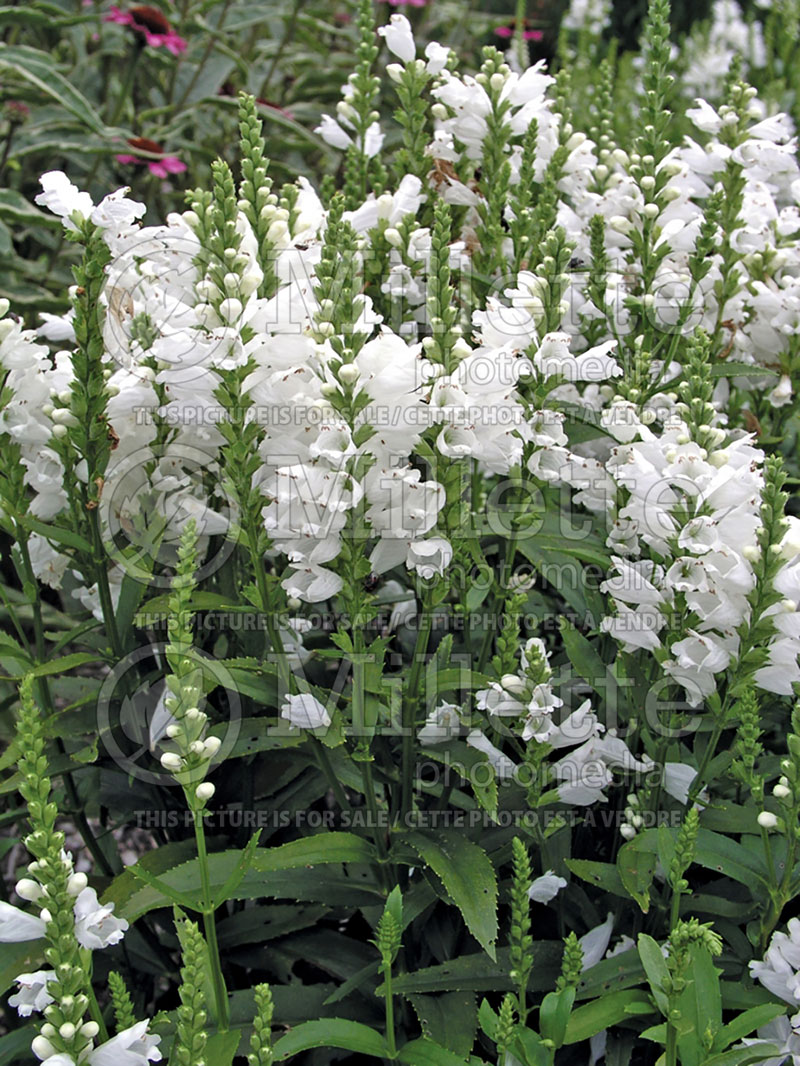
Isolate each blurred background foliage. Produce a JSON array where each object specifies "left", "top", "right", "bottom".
[{"left": 0, "top": 0, "right": 793, "bottom": 314}]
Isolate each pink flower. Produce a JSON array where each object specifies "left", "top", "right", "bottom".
[
  {"left": 388, "top": 0, "right": 426, "bottom": 7},
  {"left": 495, "top": 21, "right": 544, "bottom": 41},
  {"left": 116, "top": 137, "right": 187, "bottom": 179},
  {"left": 104, "top": 5, "right": 187, "bottom": 55}
]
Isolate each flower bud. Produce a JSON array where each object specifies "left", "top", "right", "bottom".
[
  {"left": 32, "top": 1036, "right": 55, "bottom": 1059},
  {"left": 203, "top": 736, "right": 222, "bottom": 758},
  {"left": 757, "top": 811, "right": 778, "bottom": 830},
  {"left": 338, "top": 363, "right": 359, "bottom": 385},
  {"left": 15, "top": 878, "right": 43, "bottom": 902},
  {"left": 67, "top": 872, "right": 88, "bottom": 896},
  {"left": 196, "top": 782, "right": 215, "bottom": 802}
]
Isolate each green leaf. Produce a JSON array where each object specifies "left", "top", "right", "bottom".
[
  {"left": 203, "top": 1030, "right": 241, "bottom": 1065},
  {"left": 637, "top": 934, "right": 669, "bottom": 1015},
  {"left": 694, "top": 829, "right": 768, "bottom": 888},
  {"left": 564, "top": 989, "right": 653, "bottom": 1044},
  {"left": 539, "top": 986, "right": 576, "bottom": 1049},
  {"left": 399, "top": 830, "right": 498, "bottom": 960},
  {"left": 714, "top": 1004, "right": 787, "bottom": 1050},
  {"left": 389, "top": 945, "right": 562, "bottom": 996},
  {"left": 212, "top": 832, "right": 262, "bottom": 908},
  {"left": 105, "top": 834, "right": 381, "bottom": 920},
  {"left": 617, "top": 836, "right": 657, "bottom": 912},
  {"left": 397, "top": 1037, "right": 470, "bottom": 1065},
  {"left": 677, "top": 944, "right": 722, "bottom": 1066},
  {"left": 565, "top": 859, "right": 628, "bottom": 897},
  {"left": 0, "top": 188, "right": 59, "bottom": 226},
  {"left": 699, "top": 1045, "right": 781, "bottom": 1066},
  {"left": 510, "top": 1028, "right": 551, "bottom": 1066},
  {"left": 708, "top": 363, "right": 779, "bottom": 379},
  {"left": 17, "top": 516, "right": 92, "bottom": 555},
  {"left": 408, "top": 992, "right": 477, "bottom": 1058},
  {"left": 0, "top": 45, "right": 120, "bottom": 135},
  {"left": 3, "top": 652, "right": 101, "bottom": 680},
  {"left": 0, "top": 1024, "right": 36, "bottom": 1064},
  {"left": 559, "top": 620, "right": 616, "bottom": 699},
  {"left": 271, "top": 1019, "right": 387, "bottom": 1060}
]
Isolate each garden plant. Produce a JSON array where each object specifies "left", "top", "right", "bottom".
[{"left": 0, "top": 0, "right": 800, "bottom": 1064}]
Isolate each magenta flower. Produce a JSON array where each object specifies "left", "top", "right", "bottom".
[
  {"left": 495, "top": 23, "right": 544, "bottom": 41},
  {"left": 494, "top": 18, "right": 546, "bottom": 41},
  {"left": 104, "top": 5, "right": 187, "bottom": 55},
  {"left": 116, "top": 137, "right": 187, "bottom": 178}
]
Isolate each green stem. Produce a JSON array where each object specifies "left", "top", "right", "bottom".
[
  {"left": 17, "top": 531, "right": 119, "bottom": 877},
  {"left": 108, "top": 46, "right": 142, "bottom": 127},
  {"left": 88, "top": 510, "right": 124, "bottom": 660},
  {"left": 399, "top": 594, "right": 434, "bottom": 824},
  {"left": 514, "top": 0, "right": 527, "bottom": 69},
  {"left": 383, "top": 963, "right": 396, "bottom": 1058},
  {"left": 192, "top": 804, "right": 230, "bottom": 1031}
]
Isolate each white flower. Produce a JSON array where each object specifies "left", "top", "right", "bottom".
[
  {"left": 35, "top": 171, "right": 93, "bottom": 230},
  {"left": 465, "top": 730, "right": 516, "bottom": 780},
  {"left": 580, "top": 913, "right": 615, "bottom": 970},
  {"left": 9, "top": 971, "right": 55, "bottom": 1016},
  {"left": 768, "top": 374, "right": 793, "bottom": 408},
  {"left": 315, "top": 114, "right": 352, "bottom": 150},
  {"left": 281, "top": 693, "right": 332, "bottom": 731},
  {"left": 0, "top": 901, "right": 47, "bottom": 942},
  {"left": 90, "top": 188, "right": 146, "bottom": 233},
  {"left": 89, "top": 1020, "right": 162, "bottom": 1065},
  {"left": 73, "top": 887, "right": 129, "bottom": 950},
  {"left": 378, "top": 14, "right": 416, "bottom": 65},
  {"left": 406, "top": 537, "right": 452, "bottom": 579},
  {"left": 750, "top": 920, "right": 800, "bottom": 1005},
  {"left": 425, "top": 41, "right": 450, "bottom": 75},
  {"left": 528, "top": 871, "right": 567, "bottom": 903},
  {"left": 418, "top": 702, "right": 463, "bottom": 745}
]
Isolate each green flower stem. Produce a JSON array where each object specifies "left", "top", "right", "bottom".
[
  {"left": 399, "top": 591, "right": 434, "bottom": 824},
  {"left": 191, "top": 800, "right": 230, "bottom": 1032},
  {"left": 311, "top": 738, "right": 352, "bottom": 812},
  {"left": 17, "top": 531, "right": 118, "bottom": 877},
  {"left": 515, "top": 0, "right": 528, "bottom": 69},
  {"left": 384, "top": 962, "right": 397, "bottom": 1058},
  {"left": 88, "top": 509, "right": 124, "bottom": 660},
  {"left": 108, "top": 45, "right": 142, "bottom": 127},
  {"left": 352, "top": 626, "right": 391, "bottom": 884}
]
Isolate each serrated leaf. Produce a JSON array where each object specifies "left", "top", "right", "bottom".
[
  {"left": 617, "top": 836, "right": 657, "bottom": 912},
  {"left": 104, "top": 833, "right": 381, "bottom": 920},
  {"left": 408, "top": 992, "right": 477, "bottom": 1058},
  {"left": 2, "top": 651, "right": 101, "bottom": 680},
  {"left": 565, "top": 858, "right": 627, "bottom": 897},
  {"left": 397, "top": 1037, "right": 470, "bottom": 1065},
  {"left": 400, "top": 830, "right": 498, "bottom": 960}
]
